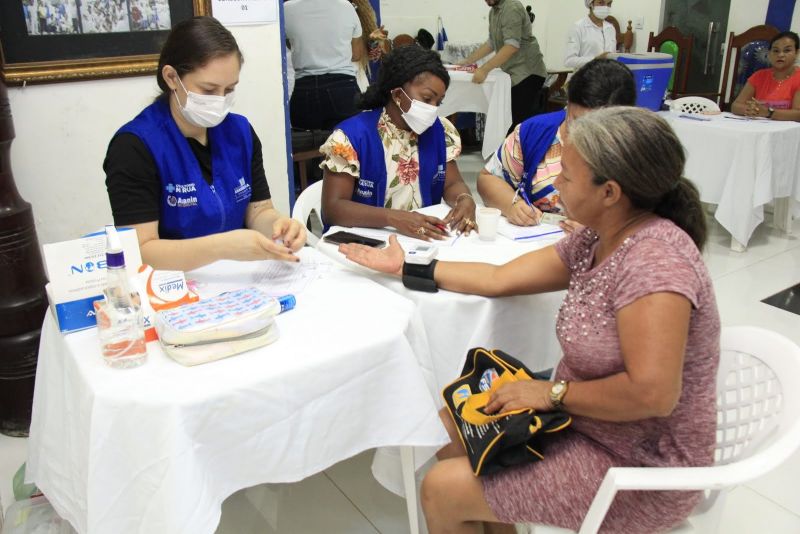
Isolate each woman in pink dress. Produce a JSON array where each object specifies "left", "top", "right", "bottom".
[
  {"left": 732, "top": 31, "right": 800, "bottom": 121},
  {"left": 339, "top": 107, "right": 720, "bottom": 533}
]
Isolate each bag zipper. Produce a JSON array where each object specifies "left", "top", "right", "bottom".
[{"left": 164, "top": 325, "right": 273, "bottom": 348}]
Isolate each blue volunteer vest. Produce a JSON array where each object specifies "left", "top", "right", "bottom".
[
  {"left": 338, "top": 108, "right": 447, "bottom": 209},
  {"left": 116, "top": 99, "right": 254, "bottom": 240},
  {"left": 499, "top": 109, "right": 565, "bottom": 202}
]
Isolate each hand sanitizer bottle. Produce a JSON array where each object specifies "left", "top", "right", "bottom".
[{"left": 97, "top": 226, "right": 147, "bottom": 368}]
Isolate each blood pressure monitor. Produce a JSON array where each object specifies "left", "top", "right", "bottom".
[{"left": 405, "top": 244, "right": 438, "bottom": 265}]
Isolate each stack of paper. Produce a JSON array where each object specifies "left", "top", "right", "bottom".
[{"left": 497, "top": 218, "right": 563, "bottom": 241}]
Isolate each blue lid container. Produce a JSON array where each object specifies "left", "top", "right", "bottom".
[{"left": 611, "top": 52, "right": 675, "bottom": 111}]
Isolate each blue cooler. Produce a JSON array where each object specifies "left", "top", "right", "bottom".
[{"left": 611, "top": 52, "right": 674, "bottom": 111}]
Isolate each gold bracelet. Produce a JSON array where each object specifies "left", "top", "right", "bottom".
[{"left": 455, "top": 193, "right": 474, "bottom": 205}]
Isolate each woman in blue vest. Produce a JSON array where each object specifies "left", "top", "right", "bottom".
[
  {"left": 320, "top": 45, "right": 477, "bottom": 240},
  {"left": 104, "top": 17, "right": 306, "bottom": 271},
  {"left": 477, "top": 59, "right": 635, "bottom": 228}
]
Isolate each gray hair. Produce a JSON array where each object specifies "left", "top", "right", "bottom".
[{"left": 567, "top": 107, "right": 707, "bottom": 250}]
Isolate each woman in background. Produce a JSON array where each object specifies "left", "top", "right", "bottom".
[{"left": 732, "top": 31, "right": 800, "bottom": 121}]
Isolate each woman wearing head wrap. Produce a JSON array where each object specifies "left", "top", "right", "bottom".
[
  {"left": 478, "top": 59, "right": 635, "bottom": 227},
  {"left": 320, "top": 46, "right": 477, "bottom": 240},
  {"left": 564, "top": 0, "right": 617, "bottom": 69}
]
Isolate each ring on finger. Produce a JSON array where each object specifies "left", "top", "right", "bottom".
[{"left": 417, "top": 227, "right": 427, "bottom": 236}]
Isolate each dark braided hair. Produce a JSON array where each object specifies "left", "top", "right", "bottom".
[{"left": 359, "top": 45, "right": 450, "bottom": 109}]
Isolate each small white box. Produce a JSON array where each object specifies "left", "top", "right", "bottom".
[{"left": 42, "top": 228, "right": 142, "bottom": 333}]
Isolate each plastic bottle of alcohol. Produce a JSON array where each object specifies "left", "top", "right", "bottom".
[{"left": 98, "top": 226, "right": 147, "bottom": 368}]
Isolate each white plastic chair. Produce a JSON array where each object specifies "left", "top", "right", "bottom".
[
  {"left": 525, "top": 326, "right": 800, "bottom": 534},
  {"left": 291, "top": 180, "right": 323, "bottom": 246},
  {"left": 670, "top": 96, "right": 721, "bottom": 114}
]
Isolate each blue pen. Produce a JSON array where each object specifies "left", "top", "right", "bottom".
[
  {"left": 678, "top": 114, "right": 711, "bottom": 122},
  {"left": 517, "top": 185, "right": 535, "bottom": 209}
]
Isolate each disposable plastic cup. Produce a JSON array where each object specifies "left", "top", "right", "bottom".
[{"left": 476, "top": 207, "right": 501, "bottom": 241}]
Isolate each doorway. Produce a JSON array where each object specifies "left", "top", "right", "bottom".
[{"left": 663, "top": 0, "right": 732, "bottom": 94}]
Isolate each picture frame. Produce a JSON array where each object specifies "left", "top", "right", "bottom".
[{"left": 0, "top": 0, "right": 212, "bottom": 85}]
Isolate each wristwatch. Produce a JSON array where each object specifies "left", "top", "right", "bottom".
[
  {"left": 549, "top": 380, "right": 569, "bottom": 409},
  {"left": 767, "top": 106, "right": 775, "bottom": 119}
]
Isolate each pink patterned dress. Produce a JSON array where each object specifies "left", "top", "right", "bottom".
[{"left": 481, "top": 218, "right": 720, "bottom": 533}]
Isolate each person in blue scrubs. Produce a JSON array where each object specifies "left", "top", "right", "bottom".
[{"left": 104, "top": 17, "right": 306, "bottom": 271}]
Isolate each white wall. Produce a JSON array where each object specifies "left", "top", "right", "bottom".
[
  {"left": 380, "top": 0, "right": 489, "bottom": 44},
  {"left": 7, "top": 24, "right": 288, "bottom": 246}
]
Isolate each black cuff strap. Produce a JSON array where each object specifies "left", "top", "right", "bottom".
[{"left": 402, "top": 260, "right": 439, "bottom": 293}]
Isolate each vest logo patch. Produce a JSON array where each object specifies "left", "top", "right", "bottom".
[
  {"left": 176, "top": 196, "right": 198, "bottom": 207},
  {"left": 166, "top": 182, "right": 199, "bottom": 208},
  {"left": 234, "top": 177, "right": 251, "bottom": 203},
  {"left": 166, "top": 183, "right": 197, "bottom": 194},
  {"left": 433, "top": 164, "right": 446, "bottom": 184}
]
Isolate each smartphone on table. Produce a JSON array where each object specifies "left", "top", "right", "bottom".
[{"left": 323, "top": 231, "right": 386, "bottom": 248}]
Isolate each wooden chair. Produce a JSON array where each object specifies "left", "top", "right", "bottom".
[
  {"left": 606, "top": 16, "right": 623, "bottom": 52},
  {"left": 648, "top": 26, "right": 694, "bottom": 95},
  {"left": 290, "top": 128, "right": 330, "bottom": 192},
  {"left": 545, "top": 69, "right": 571, "bottom": 112},
  {"left": 719, "top": 24, "right": 779, "bottom": 109}
]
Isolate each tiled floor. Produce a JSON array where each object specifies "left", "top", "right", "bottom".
[{"left": 2, "top": 150, "right": 799, "bottom": 533}]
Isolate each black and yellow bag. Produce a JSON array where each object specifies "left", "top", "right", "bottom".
[{"left": 442, "top": 348, "right": 572, "bottom": 476}]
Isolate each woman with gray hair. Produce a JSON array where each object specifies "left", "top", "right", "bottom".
[{"left": 338, "top": 107, "right": 719, "bottom": 533}]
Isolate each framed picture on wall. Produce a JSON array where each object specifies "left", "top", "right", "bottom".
[{"left": 0, "top": 0, "right": 211, "bottom": 85}]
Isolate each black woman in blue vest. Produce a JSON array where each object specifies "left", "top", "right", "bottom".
[
  {"left": 104, "top": 17, "right": 306, "bottom": 272},
  {"left": 477, "top": 59, "right": 636, "bottom": 231},
  {"left": 320, "top": 45, "right": 477, "bottom": 241}
]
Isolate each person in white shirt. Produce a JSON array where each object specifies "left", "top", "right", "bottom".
[
  {"left": 284, "top": 0, "right": 364, "bottom": 129},
  {"left": 563, "top": 0, "right": 617, "bottom": 69}
]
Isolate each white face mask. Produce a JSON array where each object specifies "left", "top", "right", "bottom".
[
  {"left": 592, "top": 5, "right": 611, "bottom": 19},
  {"left": 396, "top": 88, "right": 439, "bottom": 135},
  {"left": 174, "top": 76, "right": 235, "bottom": 128}
]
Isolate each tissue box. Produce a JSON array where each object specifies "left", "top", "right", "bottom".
[{"left": 43, "top": 228, "right": 141, "bottom": 333}]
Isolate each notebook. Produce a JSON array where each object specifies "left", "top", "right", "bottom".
[{"left": 497, "top": 218, "right": 563, "bottom": 241}]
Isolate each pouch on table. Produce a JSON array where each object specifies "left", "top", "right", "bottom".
[{"left": 155, "top": 287, "right": 280, "bottom": 366}]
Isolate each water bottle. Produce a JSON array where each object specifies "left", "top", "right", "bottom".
[{"left": 97, "top": 226, "right": 147, "bottom": 368}]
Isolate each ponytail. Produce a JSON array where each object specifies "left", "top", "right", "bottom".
[
  {"left": 654, "top": 177, "right": 707, "bottom": 251},
  {"left": 569, "top": 107, "right": 708, "bottom": 251}
]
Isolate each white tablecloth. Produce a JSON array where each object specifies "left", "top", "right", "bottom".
[
  {"left": 26, "top": 249, "right": 447, "bottom": 534},
  {"left": 319, "top": 210, "right": 566, "bottom": 495},
  {"left": 438, "top": 69, "right": 513, "bottom": 159},
  {"left": 660, "top": 111, "right": 800, "bottom": 246},
  {"left": 318, "top": 205, "right": 566, "bottom": 400}
]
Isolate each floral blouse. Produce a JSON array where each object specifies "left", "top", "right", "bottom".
[{"left": 319, "top": 110, "right": 462, "bottom": 211}]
